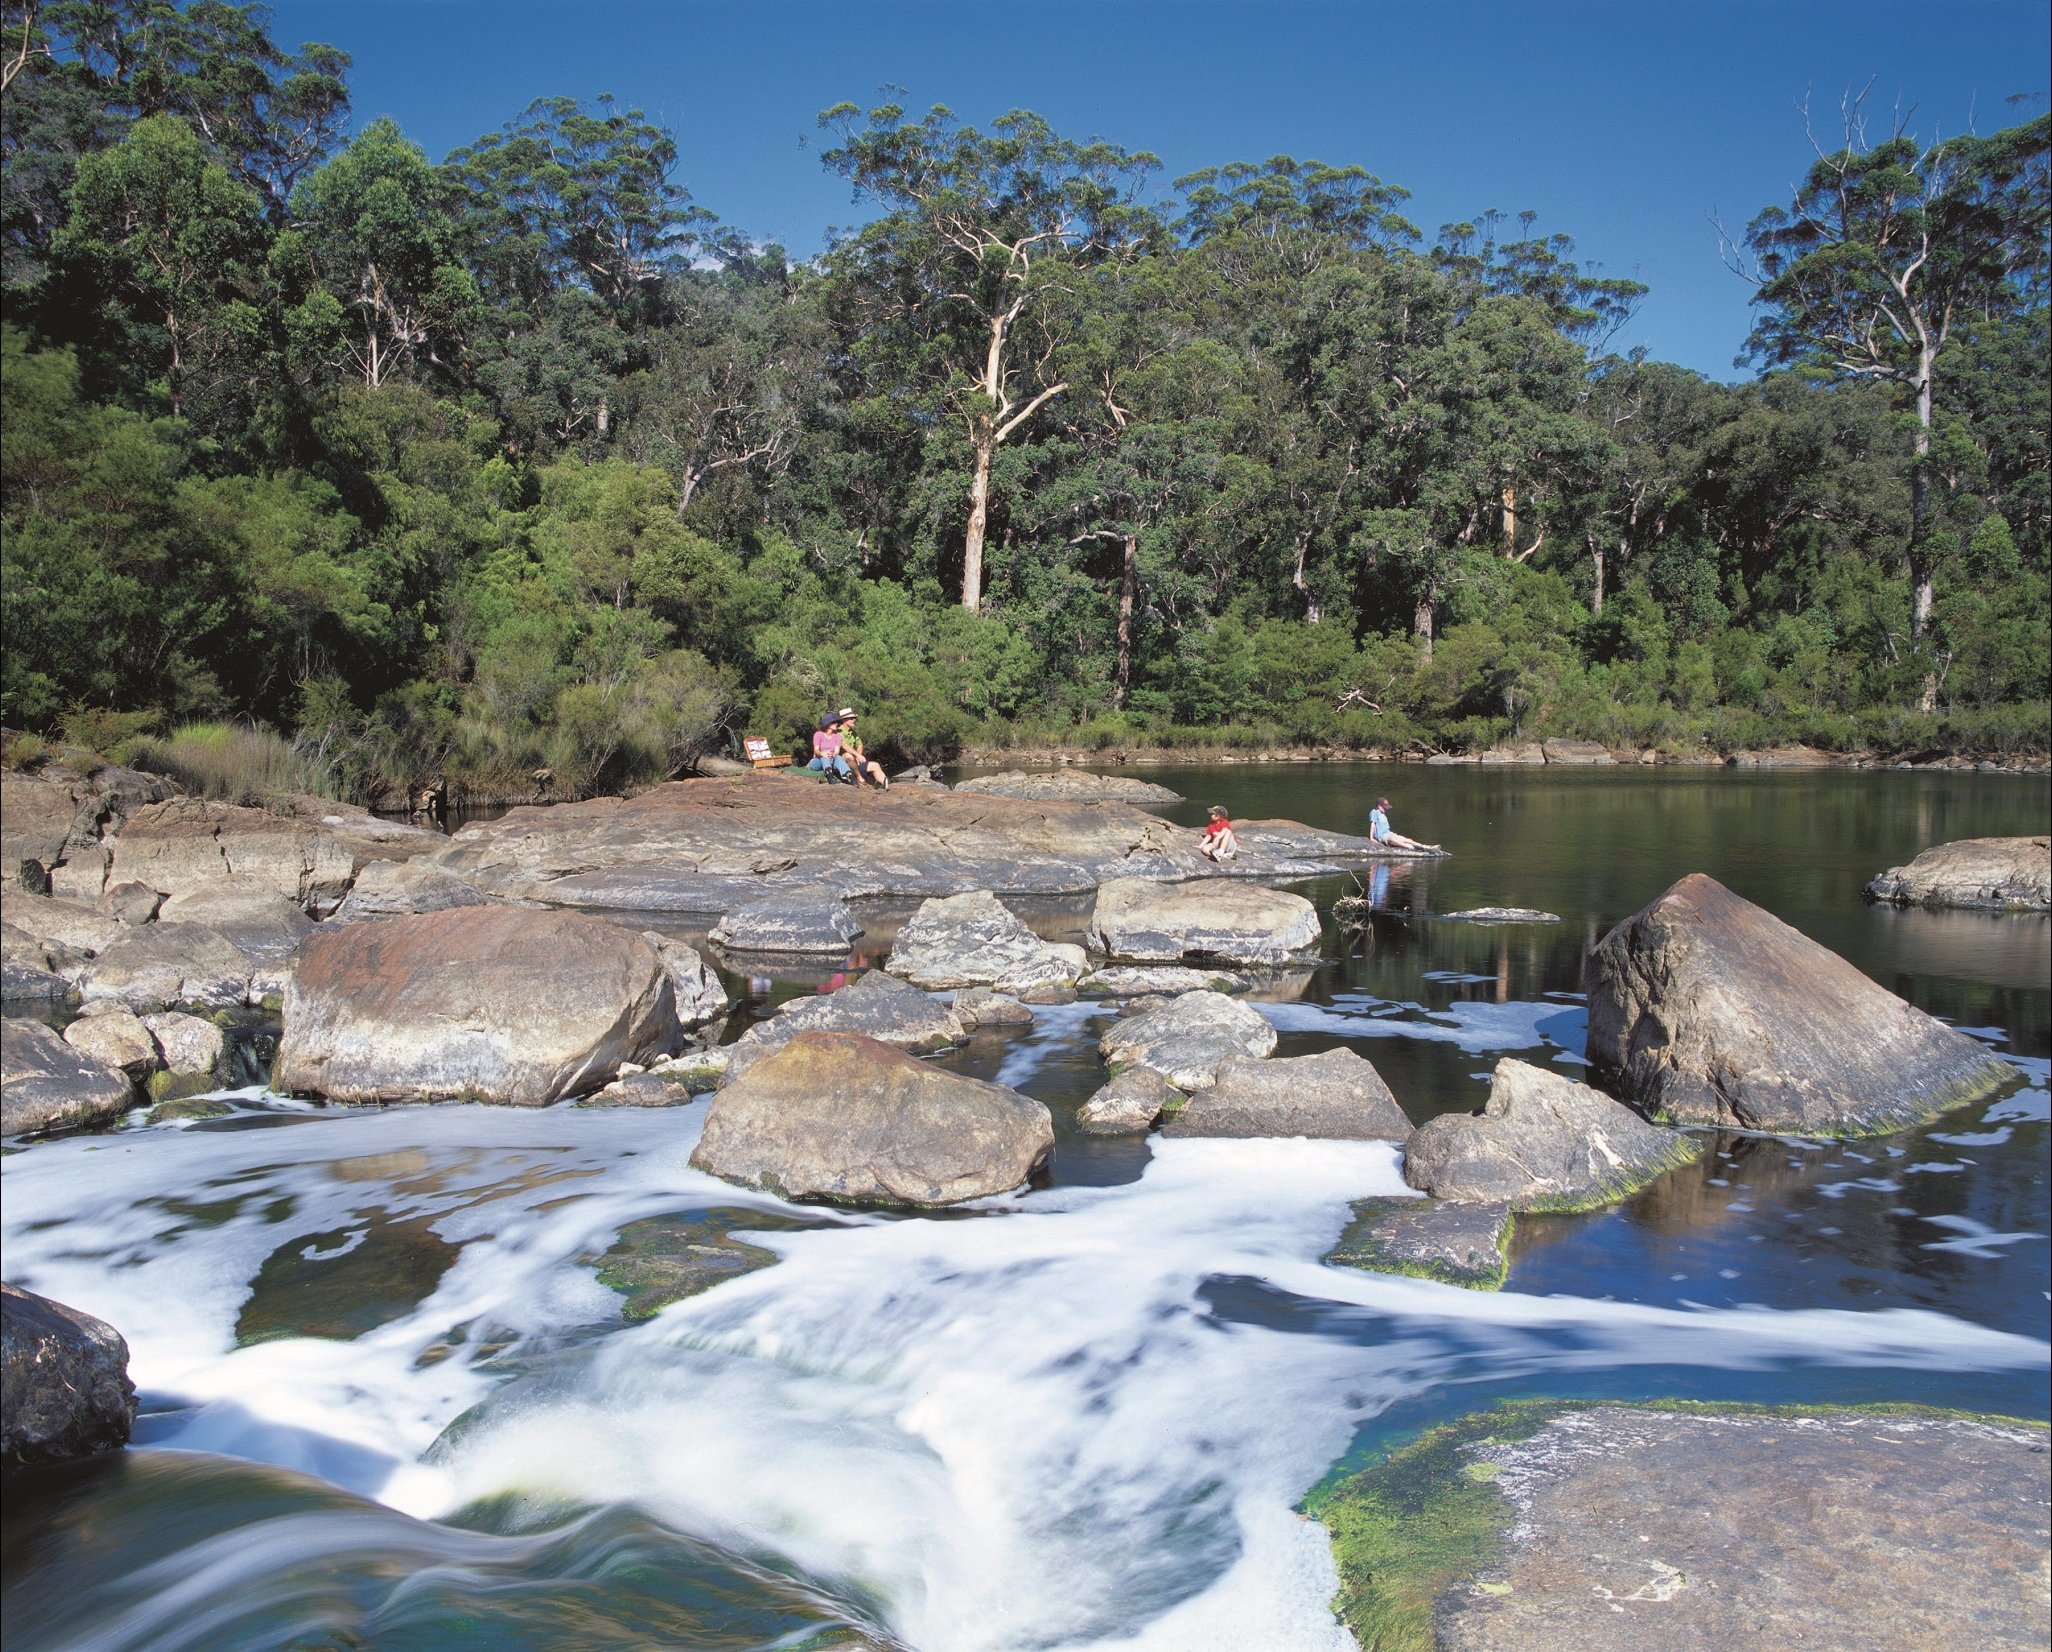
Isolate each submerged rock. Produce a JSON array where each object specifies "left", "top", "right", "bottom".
[
  {"left": 1437, "top": 907, "right": 1561, "bottom": 924},
  {"left": 1098, "top": 990, "right": 1277, "bottom": 1090},
  {"left": 724, "top": 970, "right": 967, "bottom": 1080},
  {"left": 885, "top": 890, "right": 1086, "bottom": 993},
  {"left": 593, "top": 1209, "right": 834, "bottom": 1316},
  {"left": 708, "top": 883, "right": 863, "bottom": 954},
  {"left": 953, "top": 770, "right": 1184, "bottom": 803},
  {"left": 1, "top": 1282, "right": 138, "bottom": 1465},
  {"left": 1086, "top": 877, "right": 1321, "bottom": 966},
  {"left": 274, "top": 906, "right": 681, "bottom": 1105},
  {"left": 1328, "top": 1197, "right": 1513, "bottom": 1289},
  {"left": 3, "top": 1018, "right": 134, "bottom": 1136},
  {"left": 1163, "top": 1048, "right": 1411, "bottom": 1140},
  {"left": 1076, "top": 1067, "right": 1180, "bottom": 1134},
  {"left": 1585, "top": 872, "right": 2015, "bottom": 1135},
  {"left": 692, "top": 1030, "right": 1054, "bottom": 1206},
  {"left": 1864, "top": 836, "right": 2050, "bottom": 913},
  {"left": 1079, "top": 964, "right": 1252, "bottom": 997},
  {"left": 1404, "top": 1058, "right": 1699, "bottom": 1210}
]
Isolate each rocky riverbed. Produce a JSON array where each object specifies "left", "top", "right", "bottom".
[{"left": 1, "top": 756, "right": 2045, "bottom": 1651}]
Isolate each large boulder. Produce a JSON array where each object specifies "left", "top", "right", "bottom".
[
  {"left": 1403, "top": 1058, "right": 1701, "bottom": 1210},
  {"left": 157, "top": 877, "right": 316, "bottom": 962},
  {"left": 273, "top": 906, "right": 681, "bottom": 1105},
  {"left": 106, "top": 795, "right": 442, "bottom": 917},
  {"left": 953, "top": 770, "right": 1184, "bottom": 803},
  {"left": 1865, "top": 836, "right": 2050, "bottom": 913},
  {"left": 75, "top": 922, "right": 255, "bottom": 1013},
  {"left": 332, "top": 857, "right": 491, "bottom": 920},
  {"left": 3, "top": 1018, "right": 132, "bottom": 1136},
  {"left": 1585, "top": 872, "right": 2015, "bottom": 1135},
  {"left": 1098, "top": 990, "right": 1277, "bottom": 1090},
  {"left": 1163, "top": 1047, "right": 1411, "bottom": 1140},
  {"left": 692, "top": 1030, "right": 1053, "bottom": 1206},
  {"left": 707, "top": 883, "right": 862, "bottom": 954},
  {"left": 0, "top": 1283, "right": 137, "bottom": 1464},
  {"left": 1087, "top": 877, "right": 1321, "bottom": 966},
  {"left": 885, "top": 890, "right": 1086, "bottom": 993},
  {"left": 723, "top": 970, "right": 966, "bottom": 1081}
]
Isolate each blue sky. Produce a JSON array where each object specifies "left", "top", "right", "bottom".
[{"left": 266, "top": 0, "right": 2048, "bottom": 381}]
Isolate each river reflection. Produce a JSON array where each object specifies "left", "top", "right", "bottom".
[{"left": 2, "top": 762, "right": 2046, "bottom": 1652}]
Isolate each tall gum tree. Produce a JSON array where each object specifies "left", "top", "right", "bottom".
[
  {"left": 818, "top": 101, "right": 1161, "bottom": 611},
  {"left": 1731, "top": 94, "right": 2049, "bottom": 701}
]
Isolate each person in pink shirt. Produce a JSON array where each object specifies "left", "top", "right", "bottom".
[{"left": 808, "top": 712, "right": 853, "bottom": 781}]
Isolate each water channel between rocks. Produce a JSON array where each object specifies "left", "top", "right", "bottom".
[{"left": 3, "top": 763, "right": 2047, "bottom": 1652}]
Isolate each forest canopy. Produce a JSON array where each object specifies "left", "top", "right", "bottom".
[{"left": 3, "top": 2, "right": 2047, "bottom": 800}]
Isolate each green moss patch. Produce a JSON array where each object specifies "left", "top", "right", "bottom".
[{"left": 1306, "top": 1400, "right": 1565, "bottom": 1651}]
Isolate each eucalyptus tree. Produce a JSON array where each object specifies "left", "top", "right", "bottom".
[
  {"left": 618, "top": 261, "right": 828, "bottom": 521},
  {"left": 1581, "top": 355, "right": 1725, "bottom": 613},
  {"left": 1732, "top": 95, "right": 2049, "bottom": 673},
  {"left": 284, "top": 117, "right": 478, "bottom": 390},
  {"left": 818, "top": 100, "right": 1163, "bottom": 611},
  {"left": 2, "top": 0, "right": 347, "bottom": 292},
  {"left": 443, "top": 94, "right": 705, "bottom": 320},
  {"left": 54, "top": 110, "right": 268, "bottom": 416}
]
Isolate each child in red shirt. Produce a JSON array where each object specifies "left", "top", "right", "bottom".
[{"left": 1200, "top": 805, "right": 1239, "bottom": 862}]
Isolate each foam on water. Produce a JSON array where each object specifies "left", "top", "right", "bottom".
[{"left": 5, "top": 1102, "right": 2046, "bottom": 1652}]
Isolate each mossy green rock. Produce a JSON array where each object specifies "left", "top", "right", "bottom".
[
  {"left": 145, "top": 1096, "right": 233, "bottom": 1124},
  {"left": 1328, "top": 1197, "right": 1513, "bottom": 1289},
  {"left": 1311, "top": 1400, "right": 2051, "bottom": 1652},
  {"left": 593, "top": 1208, "right": 835, "bottom": 1316}
]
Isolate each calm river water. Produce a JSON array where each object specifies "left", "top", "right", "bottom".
[{"left": 3, "top": 764, "right": 2047, "bottom": 1651}]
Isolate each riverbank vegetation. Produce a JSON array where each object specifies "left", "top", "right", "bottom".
[{"left": 3, "top": 4, "right": 2046, "bottom": 800}]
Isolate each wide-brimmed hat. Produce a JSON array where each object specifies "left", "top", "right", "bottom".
[{"left": 818, "top": 712, "right": 839, "bottom": 730}]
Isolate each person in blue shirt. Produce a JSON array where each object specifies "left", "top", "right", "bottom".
[{"left": 1368, "top": 795, "right": 1440, "bottom": 852}]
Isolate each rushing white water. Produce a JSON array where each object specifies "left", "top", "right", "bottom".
[{"left": 5, "top": 1096, "right": 2045, "bottom": 1652}]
